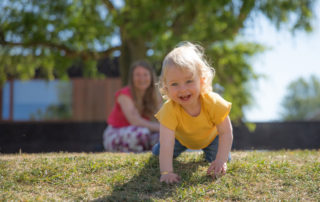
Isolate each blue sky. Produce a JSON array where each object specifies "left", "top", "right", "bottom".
[{"left": 244, "top": 3, "right": 320, "bottom": 121}]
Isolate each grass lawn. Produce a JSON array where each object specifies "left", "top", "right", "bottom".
[{"left": 0, "top": 150, "right": 319, "bottom": 201}]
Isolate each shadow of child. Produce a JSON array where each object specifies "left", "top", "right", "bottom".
[{"left": 92, "top": 154, "right": 211, "bottom": 201}]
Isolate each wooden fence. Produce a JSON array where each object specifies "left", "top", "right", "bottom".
[{"left": 72, "top": 78, "right": 122, "bottom": 121}]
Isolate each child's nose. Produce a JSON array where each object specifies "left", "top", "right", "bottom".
[{"left": 179, "top": 84, "right": 187, "bottom": 91}]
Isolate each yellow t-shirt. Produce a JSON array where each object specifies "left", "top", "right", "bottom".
[{"left": 155, "top": 92, "right": 231, "bottom": 150}]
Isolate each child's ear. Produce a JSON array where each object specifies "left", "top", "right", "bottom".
[
  {"left": 200, "top": 78, "right": 205, "bottom": 92},
  {"left": 200, "top": 77, "right": 205, "bottom": 85},
  {"left": 164, "top": 86, "right": 168, "bottom": 93}
]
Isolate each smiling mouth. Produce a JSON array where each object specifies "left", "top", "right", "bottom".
[{"left": 179, "top": 94, "right": 191, "bottom": 101}]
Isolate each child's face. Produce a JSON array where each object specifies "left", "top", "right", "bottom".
[{"left": 165, "top": 66, "right": 202, "bottom": 108}]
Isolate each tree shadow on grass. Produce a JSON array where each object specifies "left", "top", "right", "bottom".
[{"left": 92, "top": 154, "right": 213, "bottom": 201}]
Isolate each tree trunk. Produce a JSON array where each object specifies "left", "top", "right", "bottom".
[
  {"left": 0, "top": 85, "right": 2, "bottom": 120},
  {"left": 119, "top": 38, "right": 146, "bottom": 85}
]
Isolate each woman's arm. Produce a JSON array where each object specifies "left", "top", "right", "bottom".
[
  {"left": 207, "top": 116, "right": 233, "bottom": 176},
  {"left": 118, "top": 94, "right": 159, "bottom": 132},
  {"left": 159, "top": 124, "right": 180, "bottom": 183}
]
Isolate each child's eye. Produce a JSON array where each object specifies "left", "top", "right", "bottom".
[
  {"left": 186, "top": 80, "right": 193, "bottom": 84},
  {"left": 171, "top": 83, "right": 178, "bottom": 86}
]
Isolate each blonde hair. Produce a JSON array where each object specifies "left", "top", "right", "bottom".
[{"left": 158, "top": 41, "right": 215, "bottom": 99}]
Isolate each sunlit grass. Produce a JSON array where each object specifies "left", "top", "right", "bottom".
[{"left": 0, "top": 150, "right": 319, "bottom": 201}]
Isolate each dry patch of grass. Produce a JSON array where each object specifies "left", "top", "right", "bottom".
[{"left": 0, "top": 150, "right": 319, "bottom": 201}]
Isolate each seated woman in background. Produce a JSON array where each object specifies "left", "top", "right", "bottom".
[{"left": 103, "top": 60, "right": 162, "bottom": 152}]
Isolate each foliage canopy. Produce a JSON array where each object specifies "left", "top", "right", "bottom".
[
  {"left": 0, "top": 0, "right": 317, "bottom": 121},
  {"left": 281, "top": 75, "right": 320, "bottom": 120}
]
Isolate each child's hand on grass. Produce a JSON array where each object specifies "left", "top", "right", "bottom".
[
  {"left": 160, "top": 172, "right": 181, "bottom": 184},
  {"left": 207, "top": 159, "right": 227, "bottom": 179}
]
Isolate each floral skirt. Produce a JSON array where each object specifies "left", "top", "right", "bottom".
[{"left": 103, "top": 125, "right": 159, "bottom": 152}]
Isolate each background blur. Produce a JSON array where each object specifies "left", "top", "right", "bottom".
[
  {"left": 1, "top": 0, "right": 319, "bottom": 152},
  {"left": 1, "top": 0, "right": 320, "bottom": 123},
  {"left": 244, "top": 1, "right": 320, "bottom": 121}
]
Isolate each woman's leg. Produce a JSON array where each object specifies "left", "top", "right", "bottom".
[{"left": 103, "top": 125, "right": 157, "bottom": 152}]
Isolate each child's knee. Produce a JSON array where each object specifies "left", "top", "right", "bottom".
[{"left": 204, "top": 152, "right": 215, "bottom": 162}]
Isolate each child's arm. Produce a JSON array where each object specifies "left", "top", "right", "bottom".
[
  {"left": 207, "top": 116, "right": 233, "bottom": 177},
  {"left": 159, "top": 124, "right": 181, "bottom": 184}
]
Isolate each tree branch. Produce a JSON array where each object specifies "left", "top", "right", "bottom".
[
  {"left": 0, "top": 30, "right": 5, "bottom": 43},
  {"left": 81, "top": 46, "right": 121, "bottom": 60},
  {"left": 232, "top": 0, "right": 256, "bottom": 35},
  {"left": 102, "top": 0, "right": 116, "bottom": 12},
  {"left": 171, "top": 8, "right": 197, "bottom": 37},
  {"left": 0, "top": 40, "right": 120, "bottom": 60}
]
